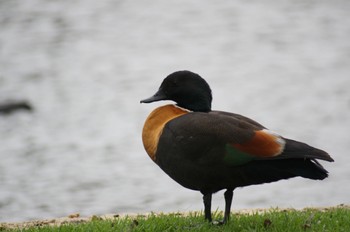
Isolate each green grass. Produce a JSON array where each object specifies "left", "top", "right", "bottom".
[{"left": 2, "top": 207, "right": 350, "bottom": 232}]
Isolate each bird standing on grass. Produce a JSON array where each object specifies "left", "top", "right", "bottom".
[{"left": 141, "top": 70, "right": 333, "bottom": 224}]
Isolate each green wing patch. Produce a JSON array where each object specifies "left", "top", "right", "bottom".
[{"left": 223, "top": 144, "right": 255, "bottom": 166}]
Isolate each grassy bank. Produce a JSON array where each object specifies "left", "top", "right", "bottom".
[{"left": 1, "top": 205, "right": 349, "bottom": 231}]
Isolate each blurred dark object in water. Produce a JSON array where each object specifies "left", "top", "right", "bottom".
[{"left": 0, "top": 101, "right": 33, "bottom": 115}]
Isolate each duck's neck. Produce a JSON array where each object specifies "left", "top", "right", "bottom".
[{"left": 177, "top": 98, "right": 211, "bottom": 112}]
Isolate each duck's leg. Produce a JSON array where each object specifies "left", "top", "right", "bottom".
[
  {"left": 222, "top": 189, "right": 234, "bottom": 224},
  {"left": 202, "top": 192, "right": 212, "bottom": 222}
]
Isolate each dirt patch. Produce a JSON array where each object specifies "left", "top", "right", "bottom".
[{"left": 0, "top": 213, "right": 137, "bottom": 230}]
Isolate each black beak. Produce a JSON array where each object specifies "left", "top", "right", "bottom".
[{"left": 140, "top": 88, "right": 168, "bottom": 103}]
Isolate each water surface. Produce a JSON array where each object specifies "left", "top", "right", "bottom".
[{"left": 1, "top": 0, "right": 349, "bottom": 222}]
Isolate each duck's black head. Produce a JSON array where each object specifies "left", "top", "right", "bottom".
[{"left": 141, "top": 70, "right": 212, "bottom": 112}]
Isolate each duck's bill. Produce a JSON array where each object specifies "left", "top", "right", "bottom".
[{"left": 140, "top": 89, "right": 167, "bottom": 103}]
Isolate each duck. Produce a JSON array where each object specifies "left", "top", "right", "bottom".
[
  {"left": 140, "top": 70, "right": 334, "bottom": 224},
  {"left": 0, "top": 101, "right": 33, "bottom": 115}
]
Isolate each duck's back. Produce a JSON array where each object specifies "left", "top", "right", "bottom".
[{"left": 154, "top": 109, "right": 331, "bottom": 192}]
